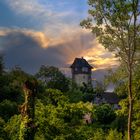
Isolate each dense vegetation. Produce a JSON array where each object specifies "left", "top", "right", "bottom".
[
  {"left": 80, "top": 0, "right": 140, "bottom": 139},
  {"left": 0, "top": 56, "right": 140, "bottom": 140}
]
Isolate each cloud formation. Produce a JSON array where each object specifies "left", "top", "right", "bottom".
[
  {"left": 83, "top": 44, "right": 118, "bottom": 70},
  {"left": 5, "top": 0, "right": 52, "bottom": 18},
  {"left": 4, "top": 0, "right": 81, "bottom": 37},
  {"left": 0, "top": 28, "right": 50, "bottom": 49},
  {"left": 0, "top": 27, "right": 118, "bottom": 74}
]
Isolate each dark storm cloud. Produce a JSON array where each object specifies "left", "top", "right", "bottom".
[
  {"left": 0, "top": 29, "right": 95, "bottom": 73},
  {"left": 1, "top": 31, "right": 39, "bottom": 50},
  {"left": 0, "top": 30, "right": 66, "bottom": 73},
  {"left": 0, "top": 28, "right": 117, "bottom": 74}
]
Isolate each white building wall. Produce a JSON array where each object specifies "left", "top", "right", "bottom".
[{"left": 74, "top": 74, "right": 89, "bottom": 86}]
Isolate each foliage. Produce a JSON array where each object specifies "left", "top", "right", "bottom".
[
  {"left": 116, "top": 99, "right": 128, "bottom": 117},
  {"left": 37, "top": 88, "right": 68, "bottom": 106},
  {"left": 111, "top": 115, "right": 127, "bottom": 133},
  {"left": 66, "top": 83, "right": 98, "bottom": 103},
  {"left": 0, "top": 67, "right": 34, "bottom": 104},
  {"left": 0, "top": 74, "right": 20, "bottom": 102},
  {"left": 0, "top": 117, "right": 7, "bottom": 140},
  {"left": 105, "top": 67, "right": 128, "bottom": 98},
  {"left": 92, "top": 104, "right": 116, "bottom": 125},
  {"left": 36, "top": 65, "right": 70, "bottom": 92},
  {"left": 92, "top": 129, "right": 105, "bottom": 140},
  {"left": 4, "top": 115, "right": 21, "bottom": 140},
  {"left": 0, "top": 56, "right": 4, "bottom": 75},
  {"left": 106, "top": 129, "right": 123, "bottom": 140},
  {"left": 66, "top": 88, "right": 84, "bottom": 103},
  {"left": 81, "top": 1, "right": 140, "bottom": 139},
  {"left": 1, "top": 61, "right": 140, "bottom": 139},
  {"left": 35, "top": 97, "right": 93, "bottom": 140},
  {"left": 80, "top": 84, "right": 95, "bottom": 102},
  {"left": 19, "top": 80, "right": 37, "bottom": 140},
  {"left": 0, "top": 100, "right": 18, "bottom": 121}
]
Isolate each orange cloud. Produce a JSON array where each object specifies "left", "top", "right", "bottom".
[
  {"left": 82, "top": 43, "right": 119, "bottom": 70},
  {"left": 48, "top": 28, "right": 119, "bottom": 70},
  {"left": 0, "top": 28, "right": 50, "bottom": 49}
]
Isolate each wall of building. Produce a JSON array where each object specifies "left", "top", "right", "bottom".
[{"left": 74, "top": 74, "right": 90, "bottom": 86}]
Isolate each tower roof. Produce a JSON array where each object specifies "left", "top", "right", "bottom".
[{"left": 70, "top": 57, "right": 93, "bottom": 69}]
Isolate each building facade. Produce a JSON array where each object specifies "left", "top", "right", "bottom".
[{"left": 70, "top": 57, "right": 93, "bottom": 86}]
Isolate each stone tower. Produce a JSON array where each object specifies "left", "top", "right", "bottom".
[{"left": 70, "top": 57, "right": 93, "bottom": 86}]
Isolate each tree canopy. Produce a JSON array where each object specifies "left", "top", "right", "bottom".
[{"left": 81, "top": 1, "right": 140, "bottom": 139}]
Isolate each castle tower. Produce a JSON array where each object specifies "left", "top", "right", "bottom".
[{"left": 70, "top": 57, "right": 93, "bottom": 86}]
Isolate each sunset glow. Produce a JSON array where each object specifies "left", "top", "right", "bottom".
[{"left": 0, "top": 0, "right": 118, "bottom": 73}]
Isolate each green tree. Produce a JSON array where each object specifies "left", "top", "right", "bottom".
[
  {"left": 0, "top": 66, "right": 33, "bottom": 103},
  {"left": 36, "top": 65, "right": 69, "bottom": 92},
  {"left": 0, "top": 56, "right": 4, "bottom": 75},
  {"left": 0, "top": 117, "right": 7, "bottom": 140},
  {"left": 105, "top": 66, "right": 128, "bottom": 98},
  {"left": 35, "top": 89, "right": 93, "bottom": 140},
  {"left": 66, "top": 88, "right": 84, "bottom": 103},
  {"left": 0, "top": 100, "right": 18, "bottom": 121},
  {"left": 19, "top": 80, "right": 37, "bottom": 140},
  {"left": 4, "top": 115, "right": 21, "bottom": 140},
  {"left": 81, "top": 1, "right": 140, "bottom": 139},
  {"left": 131, "top": 65, "right": 140, "bottom": 139},
  {"left": 92, "top": 104, "right": 116, "bottom": 125},
  {"left": 106, "top": 129, "right": 123, "bottom": 140},
  {"left": 39, "top": 88, "right": 68, "bottom": 106},
  {"left": 92, "top": 129, "right": 105, "bottom": 140},
  {"left": 107, "top": 63, "right": 140, "bottom": 137}
]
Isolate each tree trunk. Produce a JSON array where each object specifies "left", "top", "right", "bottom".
[
  {"left": 19, "top": 80, "right": 37, "bottom": 140},
  {"left": 128, "top": 68, "right": 133, "bottom": 140}
]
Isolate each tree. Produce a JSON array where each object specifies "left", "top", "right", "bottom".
[
  {"left": 35, "top": 93, "right": 93, "bottom": 140},
  {"left": 0, "top": 66, "right": 33, "bottom": 103},
  {"left": 92, "top": 104, "right": 116, "bottom": 125},
  {"left": 105, "top": 66, "right": 128, "bottom": 98},
  {"left": 36, "top": 65, "right": 69, "bottom": 92},
  {"left": 66, "top": 88, "right": 84, "bottom": 103},
  {"left": 19, "top": 80, "right": 37, "bottom": 140},
  {"left": 0, "top": 56, "right": 4, "bottom": 75},
  {"left": 4, "top": 115, "right": 21, "bottom": 140},
  {"left": 0, "top": 100, "right": 18, "bottom": 122},
  {"left": 39, "top": 88, "right": 68, "bottom": 106},
  {"left": 106, "top": 129, "right": 123, "bottom": 140},
  {"left": 0, "top": 117, "right": 7, "bottom": 140},
  {"left": 81, "top": 1, "right": 140, "bottom": 139}
]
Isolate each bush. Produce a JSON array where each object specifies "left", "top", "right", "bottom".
[
  {"left": 0, "top": 100, "right": 18, "bottom": 121},
  {"left": 106, "top": 129, "right": 123, "bottom": 140},
  {"left": 92, "top": 129, "right": 105, "bottom": 140},
  {"left": 4, "top": 115, "right": 21, "bottom": 140},
  {"left": 92, "top": 104, "right": 116, "bottom": 125}
]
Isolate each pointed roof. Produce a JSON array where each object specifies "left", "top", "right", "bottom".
[{"left": 70, "top": 57, "right": 93, "bottom": 69}]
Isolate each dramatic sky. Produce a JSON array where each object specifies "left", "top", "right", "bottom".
[{"left": 0, "top": 0, "right": 118, "bottom": 74}]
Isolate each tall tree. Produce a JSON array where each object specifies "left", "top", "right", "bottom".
[
  {"left": 36, "top": 65, "right": 69, "bottom": 92},
  {"left": 19, "top": 80, "right": 37, "bottom": 140},
  {"left": 81, "top": 0, "right": 140, "bottom": 139}
]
